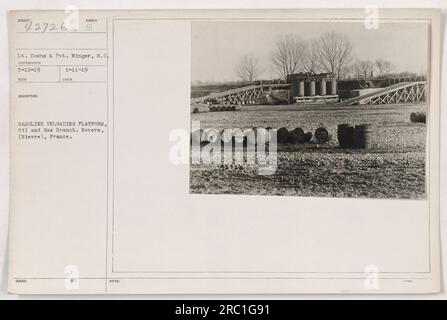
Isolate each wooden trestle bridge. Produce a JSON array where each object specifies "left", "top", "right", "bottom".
[
  {"left": 336, "top": 81, "right": 427, "bottom": 106},
  {"left": 191, "top": 83, "right": 290, "bottom": 105}
]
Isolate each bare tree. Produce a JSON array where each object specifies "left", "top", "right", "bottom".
[
  {"left": 349, "top": 60, "right": 375, "bottom": 79},
  {"left": 343, "top": 63, "right": 358, "bottom": 79},
  {"left": 235, "top": 54, "right": 260, "bottom": 82},
  {"left": 303, "top": 39, "right": 321, "bottom": 73},
  {"left": 271, "top": 34, "right": 306, "bottom": 80},
  {"left": 317, "top": 32, "right": 353, "bottom": 79},
  {"left": 375, "top": 59, "right": 394, "bottom": 78}
]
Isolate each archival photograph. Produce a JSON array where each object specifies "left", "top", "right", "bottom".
[{"left": 190, "top": 20, "right": 429, "bottom": 199}]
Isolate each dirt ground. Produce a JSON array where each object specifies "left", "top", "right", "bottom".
[{"left": 190, "top": 103, "right": 427, "bottom": 199}]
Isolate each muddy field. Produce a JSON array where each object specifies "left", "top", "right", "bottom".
[{"left": 190, "top": 103, "right": 427, "bottom": 199}]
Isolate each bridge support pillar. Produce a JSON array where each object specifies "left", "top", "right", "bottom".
[
  {"left": 291, "top": 80, "right": 298, "bottom": 98},
  {"left": 319, "top": 79, "right": 326, "bottom": 96},
  {"left": 330, "top": 79, "right": 337, "bottom": 95},
  {"left": 308, "top": 80, "right": 316, "bottom": 96},
  {"left": 298, "top": 80, "right": 305, "bottom": 97}
]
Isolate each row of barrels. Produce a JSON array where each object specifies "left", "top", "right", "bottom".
[
  {"left": 191, "top": 126, "right": 331, "bottom": 145},
  {"left": 410, "top": 112, "right": 426, "bottom": 123},
  {"left": 209, "top": 105, "right": 237, "bottom": 112},
  {"left": 337, "top": 124, "right": 372, "bottom": 149},
  {"left": 276, "top": 127, "right": 314, "bottom": 144},
  {"left": 277, "top": 127, "right": 331, "bottom": 144},
  {"left": 240, "top": 100, "right": 258, "bottom": 105},
  {"left": 192, "top": 128, "right": 257, "bottom": 145},
  {"left": 192, "top": 127, "right": 273, "bottom": 145}
]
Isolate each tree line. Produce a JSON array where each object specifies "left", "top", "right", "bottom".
[{"left": 235, "top": 32, "right": 406, "bottom": 82}]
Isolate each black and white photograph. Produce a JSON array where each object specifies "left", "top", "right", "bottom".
[
  {"left": 190, "top": 20, "right": 429, "bottom": 199},
  {"left": 2, "top": 7, "right": 443, "bottom": 297}
]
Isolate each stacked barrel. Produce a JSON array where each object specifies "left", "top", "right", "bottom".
[
  {"left": 337, "top": 123, "right": 373, "bottom": 149},
  {"left": 337, "top": 124, "right": 355, "bottom": 148}
]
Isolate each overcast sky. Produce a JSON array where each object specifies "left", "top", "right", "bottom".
[{"left": 191, "top": 20, "right": 429, "bottom": 83}]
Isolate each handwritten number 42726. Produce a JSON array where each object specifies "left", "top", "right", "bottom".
[{"left": 24, "top": 21, "right": 69, "bottom": 33}]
